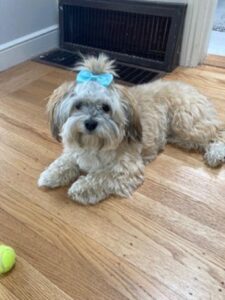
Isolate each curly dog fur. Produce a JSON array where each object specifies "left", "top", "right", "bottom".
[{"left": 38, "top": 54, "right": 225, "bottom": 204}]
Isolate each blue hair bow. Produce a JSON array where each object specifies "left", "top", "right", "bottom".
[{"left": 76, "top": 70, "right": 113, "bottom": 87}]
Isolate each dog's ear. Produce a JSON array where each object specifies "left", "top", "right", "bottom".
[
  {"left": 119, "top": 87, "right": 142, "bottom": 143},
  {"left": 47, "top": 82, "right": 74, "bottom": 141}
]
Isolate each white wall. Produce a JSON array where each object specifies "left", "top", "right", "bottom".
[
  {"left": 146, "top": 0, "right": 217, "bottom": 67},
  {"left": 0, "top": 0, "right": 58, "bottom": 44},
  {"left": 0, "top": 0, "right": 59, "bottom": 71}
]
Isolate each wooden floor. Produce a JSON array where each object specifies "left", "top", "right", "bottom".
[
  {"left": 205, "top": 55, "right": 225, "bottom": 69},
  {"left": 0, "top": 61, "right": 225, "bottom": 300}
]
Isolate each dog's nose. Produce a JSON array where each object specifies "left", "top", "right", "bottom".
[{"left": 85, "top": 119, "right": 98, "bottom": 131}]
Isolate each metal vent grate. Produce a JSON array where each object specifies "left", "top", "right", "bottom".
[
  {"left": 59, "top": 0, "right": 187, "bottom": 72},
  {"left": 63, "top": 5, "right": 171, "bottom": 62},
  {"left": 35, "top": 1, "right": 186, "bottom": 82},
  {"left": 35, "top": 49, "right": 161, "bottom": 85}
]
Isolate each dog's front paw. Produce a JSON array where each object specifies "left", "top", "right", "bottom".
[
  {"left": 38, "top": 169, "right": 63, "bottom": 189},
  {"left": 68, "top": 177, "right": 107, "bottom": 205}
]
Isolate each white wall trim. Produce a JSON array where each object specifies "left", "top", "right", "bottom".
[
  {"left": 0, "top": 25, "right": 58, "bottom": 52},
  {"left": 180, "top": 0, "right": 217, "bottom": 67},
  {"left": 0, "top": 25, "right": 59, "bottom": 71}
]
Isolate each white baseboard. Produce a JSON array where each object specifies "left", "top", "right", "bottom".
[{"left": 0, "top": 25, "right": 59, "bottom": 72}]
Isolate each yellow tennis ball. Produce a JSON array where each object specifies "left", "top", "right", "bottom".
[{"left": 0, "top": 245, "right": 16, "bottom": 274}]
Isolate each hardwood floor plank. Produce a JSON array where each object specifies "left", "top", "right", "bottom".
[
  {"left": 0, "top": 208, "right": 130, "bottom": 300},
  {"left": 0, "top": 284, "right": 19, "bottom": 300},
  {"left": 204, "top": 55, "right": 225, "bottom": 69},
  {"left": 144, "top": 156, "right": 225, "bottom": 214},
  {"left": 0, "top": 257, "right": 74, "bottom": 300},
  {"left": 0, "top": 190, "right": 180, "bottom": 300},
  {"left": 0, "top": 62, "right": 53, "bottom": 96}
]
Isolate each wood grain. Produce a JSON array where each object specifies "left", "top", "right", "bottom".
[
  {"left": 204, "top": 55, "right": 225, "bottom": 69},
  {"left": 0, "top": 61, "right": 225, "bottom": 300}
]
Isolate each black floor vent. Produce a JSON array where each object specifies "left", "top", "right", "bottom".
[
  {"left": 62, "top": 5, "right": 171, "bottom": 62},
  {"left": 35, "top": 49, "right": 161, "bottom": 85},
  {"left": 59, "top": 0, "right": 186, "bottom": 72},
  {"left": 35, "top": 0, "right": 186, "bottom": 85}
]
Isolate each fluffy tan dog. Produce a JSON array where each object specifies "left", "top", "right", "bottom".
[{"left": 38, "top": 54, "right": 225, "bottom": 204}]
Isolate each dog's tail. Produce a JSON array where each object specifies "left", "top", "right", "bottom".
[
  {"left": 76, "top": 53, "right": 118, "bottom": 76},
  {"left": 204, "top": 124, "right": 225, "bottom": 167}
]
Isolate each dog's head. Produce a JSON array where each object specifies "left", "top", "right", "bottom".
[{"left": 47, "top": 54, "right": 142, "bottom": 150}]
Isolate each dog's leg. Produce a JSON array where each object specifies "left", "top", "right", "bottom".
[
  {"left": 68, "top": 157, "right": 144, "bottom": 205},
  {"left": 38, "top": 153, "right": 80, "bottom": 188},
  {"left": 204, "top": 141, "right": 225, "bottom": 167},
  {"left": 204, "top": 125, "right": 225, "bottom": 167},
  {"left": 169, "top": 108, "right": 225, "bottom": 167},
  {"left": 142, "top": 137, "right": 167, "bottom": 165},
  {"left": 142, "top": 149, "right": 158, "bottom": 165}
]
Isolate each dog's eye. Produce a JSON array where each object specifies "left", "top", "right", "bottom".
[
  {"left": 102, "top": 104, "right": 110, "bottom": 113},
  {"left": 75, "top": 102, "right": 82, "bottom": 110}
]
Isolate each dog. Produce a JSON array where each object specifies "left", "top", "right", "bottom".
[{"left": 38, "top": 54, "right": 225, "bottom": 204}]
